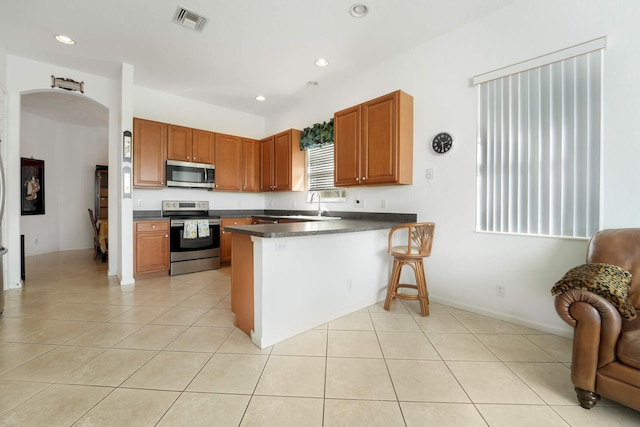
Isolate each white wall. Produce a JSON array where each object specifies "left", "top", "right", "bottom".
[
  {"left": 265, "top": 0, "right": 640, "bottom": 336},
  {"left": 0, "top": 41, "right": 6, "bottom": 90},
  {"left": 132, "top": 86, "right": 268, "bottom": 212},
  {"left": 20, "top": 111, "right": 108, "bottom": 255}
]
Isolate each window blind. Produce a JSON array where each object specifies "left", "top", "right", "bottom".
[
  {"left": 476, "top": 48, "right": 603, "bottom": 238},
  {"left": 307, "top": 144, "right": 336, "bottom": 191}
]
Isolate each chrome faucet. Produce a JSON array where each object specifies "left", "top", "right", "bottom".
[{"left": 311, "top": 192, "right": 322, "bottom": 216}]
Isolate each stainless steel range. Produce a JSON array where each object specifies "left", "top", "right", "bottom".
[{"left": 162, "top": 200, "right": 221, "bottom": 275}]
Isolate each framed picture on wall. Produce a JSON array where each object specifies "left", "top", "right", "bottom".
[{"left": 21, "top": 157, "right": 45, "bottom": 215}]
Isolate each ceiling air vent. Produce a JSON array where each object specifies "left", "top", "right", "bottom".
[{"left": 173, "top": 6, "right": 209, "bottom": 32}]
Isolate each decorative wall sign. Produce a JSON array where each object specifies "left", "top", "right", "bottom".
[
  {"left": 21, "top": 158, "right": 45, "bottom": 215},
  {"left": 123, "top": 166, "right": 132, "bottom": 199},
  {"left": 123, "top": 130, "right": 132, "bottom": 162},
  {"left": 50, "top": 75, "right": 85, "bottom": 93}
]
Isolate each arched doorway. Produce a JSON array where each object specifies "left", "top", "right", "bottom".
[{"left": 19, "top": 90, "right": 109, "bottom": 271}]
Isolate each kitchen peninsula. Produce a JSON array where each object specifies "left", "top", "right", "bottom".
[{"left": 226, "top": 219, "right": 408, "bottom": 348}]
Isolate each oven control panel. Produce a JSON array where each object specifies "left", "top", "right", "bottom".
[{"left": 162, "top": 200, "right": 209, "bottom": 211}]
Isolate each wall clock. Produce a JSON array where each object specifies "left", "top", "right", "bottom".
[{"left": 432, "top": 132, "right": 453, "bottom": 154}]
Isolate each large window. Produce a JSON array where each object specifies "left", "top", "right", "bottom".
[{"left": 474, "top": 38, "right": 605, "bottom": 238}]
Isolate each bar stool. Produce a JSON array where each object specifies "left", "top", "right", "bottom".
[{"left": 383, "top": 222, "right": 435, "bottom": 316}]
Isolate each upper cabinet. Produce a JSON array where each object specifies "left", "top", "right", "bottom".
[
  {"left": 192, "top": 129, "right": 215, "bottom": 164},
  {"left": 260, "top": 129, "right": 305, "bottom": 192},
  {"left": 168, "top": 125, "right": 214, "bottom": 164},
  {"left": 214, "top": 133, "right": 243, "bottom": 191},
  {"left": 213, "top": 133, "right": 260, "bottom": 192},
  {"left": 132, "top": 118, "right": 304, "bottom": 193},
  {"left": 242, "top": 138, "right": 260, "bottom": 192},
  {"left": 334, "top": 90, "right": 413, "bottom": 187},
  {"left": 133, "top": 118, "right": 167, "bottom": 188}
]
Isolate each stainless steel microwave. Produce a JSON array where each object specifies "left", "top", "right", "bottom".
[{"left": 166, "top": 159, "right": 215, "bottom": 189}]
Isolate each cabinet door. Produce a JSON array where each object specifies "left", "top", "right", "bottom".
[
  {"left": 220, "top": 218, "right": 250, "bottom": 263},
  {"left": 334, "top": 105, "right": 361, "bottom": 187},
  {"left": 260, "top": 136, "right": 274, "bottom": 191},
  {"left": 192, "top": 129, "right": 215, "bottom": 164},
  {"left": 362, "top": 92, "right": 398, "bottom": 184},
  {"left": 134, "top": 221, "right": 169, "bottom": 275},
  {"left": 273, "top": 130, "right": 292, "bottom": 191},
  {"left": 242, "top": 138, "right": 260, "bottom": 192},
  {"left": 133, "top": 118, "right": 167, "bottom": 187},
  {"left": 214, "top": 133, "right": 243, "bottom": 191},
  {"left": 167, "top": 125, "right": 193, "bottom": 161}
]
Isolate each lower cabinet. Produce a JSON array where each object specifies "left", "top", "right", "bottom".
[
  {"left": 220, "top": 217, "right": 251, "bottom": 263},
  {"left": 134, "top": 220, "right": 170, "bottom": 277}
]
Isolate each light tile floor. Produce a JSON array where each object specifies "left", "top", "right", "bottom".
[{"left": 0, "top": 249, "right": 639, "bottom": 426}]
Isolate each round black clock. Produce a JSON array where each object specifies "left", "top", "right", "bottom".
[{"left": 432, "top": 132, "right": 453, "bottom": 154}]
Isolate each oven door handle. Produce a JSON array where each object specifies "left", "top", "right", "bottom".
[{"left": 171, "top": 219, "right": 220, "bottom": 227}]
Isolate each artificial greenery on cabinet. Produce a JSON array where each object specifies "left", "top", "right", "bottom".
[{"left": 300, "top": 118, "right": 334, "bottom": 150}]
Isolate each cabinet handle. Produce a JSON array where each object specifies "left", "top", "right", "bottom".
[
  {"left": 152, "top": 225, "right": 156, "bottom": 229},
  {"left": 362, "top": 177, "right": 366, "bottom": 181},
  {"left": 355, "top": 177, "right": 359, "bottom": 181},
  {"left": 165, "top": 234, "right": 168, "bottom": 238}
]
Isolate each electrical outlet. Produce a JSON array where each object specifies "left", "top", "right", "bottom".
[
  {"left": 137, "top": 199, "right": 142, "bottom": 207},
  {"left": 381, "top": 199, "right": 388, "bottom": 209},
  {"left": 496, "top": 285, "right": 506, "bottom": 297}
]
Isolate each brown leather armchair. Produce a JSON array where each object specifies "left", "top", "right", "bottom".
[{"left": 555, "top": 228, "right": 640, "bottom": 411}]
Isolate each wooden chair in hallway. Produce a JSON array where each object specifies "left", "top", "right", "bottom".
[
  {"left": 383, "top": 222, "right": 435, "bottom": 316},
  {"left": 88, "top": 208, "right": 100, "bottom": 260}
]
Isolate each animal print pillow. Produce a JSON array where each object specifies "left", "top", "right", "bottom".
[{"left": 551, "top": 263, "right": 636, "bottom": 320}]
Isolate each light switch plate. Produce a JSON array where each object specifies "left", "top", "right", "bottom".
[{"left": 426, "top": 168, "right": 435, "bottom": 180}]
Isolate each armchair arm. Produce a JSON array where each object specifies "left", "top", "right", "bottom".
[{"left": 555, "top": 289, "right": 622, "bottom": 392}]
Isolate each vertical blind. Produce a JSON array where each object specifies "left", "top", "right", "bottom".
[
  {"left": 476, "top": 45, "right": 603, "bottom": 238},
  {"left": 307, "top": 144, "right": 336, "bottom": 191}
]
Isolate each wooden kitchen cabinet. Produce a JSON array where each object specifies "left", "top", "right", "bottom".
[
  {"left": 334, "top": 90, "right": 413, "bottom": 187},
  {"left": 214, "top": 134, "right": 260, "bottom": 192},
  {"left": 231, "top": 232, "right": 254, "bottom": 335},
  {"left": 192, "top": 129, "right": 215, "bottom": 164},
  {"left": 134, "top": 220, "right": 170, "bottom": 277},
  {"left": 220, "top": 217, "right": 251, "bottom": 263},
  {"left": 168, "top": 125, "right": 214, "bottom": 164},
  {"left": 242, "top": 138, "right": 260, "bottom": 192},
  {"left": 133, "top": 118, "right": 167, "bottom": 188},
  {"left": 260, "top": 129, "right": 305, "bottom": 192},
  {"left": 214, "top": 133, "right": 243, "bottom": 191}
]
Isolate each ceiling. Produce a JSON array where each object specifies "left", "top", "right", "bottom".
[{"left": 1, "top": 0, "right": 515, "bottom": 124}]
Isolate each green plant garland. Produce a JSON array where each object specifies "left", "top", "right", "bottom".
[{"left": 300, "top": 118, "right": 334, "bottom": 150}]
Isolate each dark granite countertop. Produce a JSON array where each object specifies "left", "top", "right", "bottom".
[
  {"left": 133, "top": 209, "right": 416, "bottom": 223},
  {"left": 224, "top": 219, "right": 400, "bottom": 238}
]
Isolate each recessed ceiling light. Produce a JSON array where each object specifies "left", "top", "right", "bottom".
[
  {"left": 54, "top": 34, "right": 76, "bottom": 45},
  {"left": 306, "top": 81, "right": 319, "bottom": 87},
  {"left": 315, "top": 58, "right": 329, "bottom": 67},
  {"left": 349, "top": 4, "right": 369, "bottom": 18},
  {"left": 255, "top": 95, "right": 266, "bottom": 102}
]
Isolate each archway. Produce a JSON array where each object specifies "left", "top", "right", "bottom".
[{"left": 19, "top": 90, "right": 109, "bottom": 272}]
